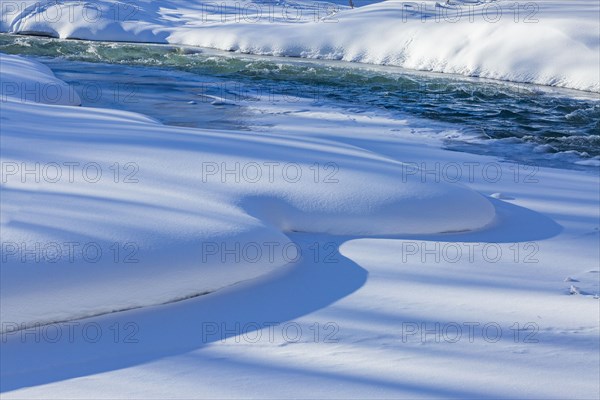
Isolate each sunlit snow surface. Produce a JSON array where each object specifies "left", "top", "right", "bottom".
[{"left": 0, "top": 2, "right": 599, "bottom": 398}]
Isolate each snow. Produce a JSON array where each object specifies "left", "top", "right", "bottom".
[
  {"left": 0, "top": 53, "right": 496, "bottom": 331},
  {"left": 1, "top": 0, "right": 599, "bottom": 92},
  {"left": 1, "top": 19, "right": 599, "bottom": 400},
  {"left": 0, "top": 51, "right": 81, "bottom": 105}
]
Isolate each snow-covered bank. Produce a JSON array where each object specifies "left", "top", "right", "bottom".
[
  {"left": 0, "top": 53, "right": 496, "bottom": 330},
  {"left": 1, "top": 0, "right": 599, "bottom": 92},
  {"left": 0, "top": 51, "right": 81, "bottom": 105},
  {"left": 1, "top": 53, "right": 599, "bottom": 400}
]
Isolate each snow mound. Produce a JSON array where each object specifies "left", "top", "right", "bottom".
[
  {"left": 0, "top": 53, "right": 495, "bottom": 330},
  {"left": 0, "top": 0, "right": 598, "bottom": 92},
  {"left": 0, "top": 53, "right": 81, "bottom": 105}
]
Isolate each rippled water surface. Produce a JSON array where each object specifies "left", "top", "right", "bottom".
[{"left": 1, "top": 34, "right": 598, "bottom": 168}]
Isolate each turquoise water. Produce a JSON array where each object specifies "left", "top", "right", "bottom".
[{"left": 1, "top": 34, "right": 598, "bottom": 168}]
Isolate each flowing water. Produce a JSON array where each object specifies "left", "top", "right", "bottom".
[{"left": 1, "top": 34, "right": 599, "bottom": 169}]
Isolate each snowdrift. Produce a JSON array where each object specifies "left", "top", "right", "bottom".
[
  {"left": 0, "top": 51, "right": 81, "bottom": 105},
  {"left": 0, "top": 53, "right": 495, "bottom": 330}
]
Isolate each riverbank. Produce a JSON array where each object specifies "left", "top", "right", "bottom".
[
  {"left": 1, "top": 0, "right": 599, "bottom": 92},
  {"left": 1, "top": 51, "right": 598, "bottom": 399}
]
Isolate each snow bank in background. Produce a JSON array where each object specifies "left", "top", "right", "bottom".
[
  {"left": 0, "top": 54, "right": 495, "bottom": 330},
  {"left": 0, "top": 0, "right": 598, "bottom": 92}
]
